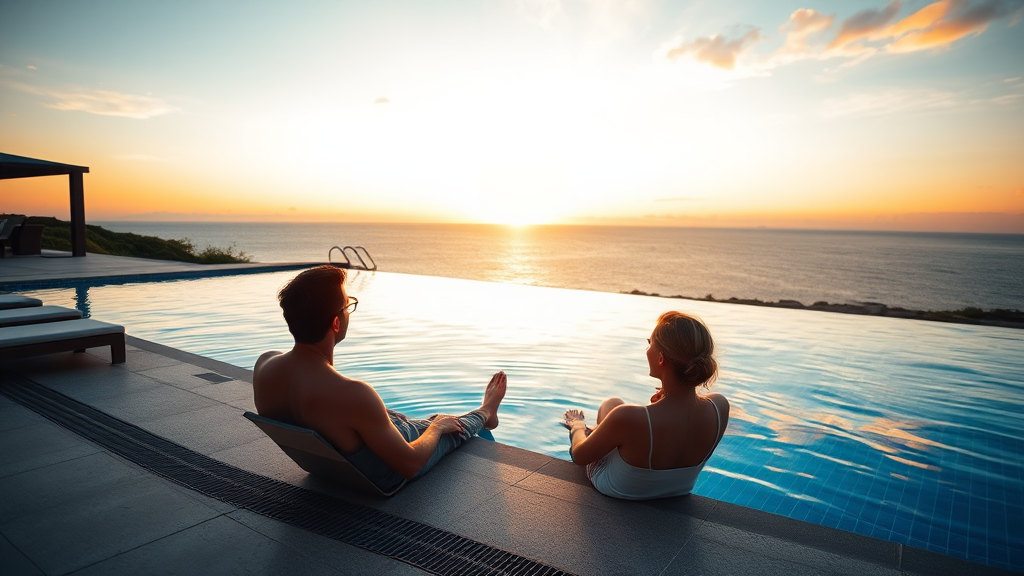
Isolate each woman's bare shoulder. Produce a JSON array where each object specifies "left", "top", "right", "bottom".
[
  {"left": 607, "top": 403, "right": 649, "bottom": 424},
  {"left": 705, "top": 393, "right": 730, "bottom": 415}
]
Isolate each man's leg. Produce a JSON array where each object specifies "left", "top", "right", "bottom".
[
  {"left": 409, "top": 410, "right": 487, "bottom": 479},
  {"left": 385, "top": 409, "right": 486, "bottom": 476},
  {"left": 384, "top": 372, "right": 505, "bottom": 480}
]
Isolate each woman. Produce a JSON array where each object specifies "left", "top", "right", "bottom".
[{"left": 563, "top": 311, "right": 729, "bottom": 500}]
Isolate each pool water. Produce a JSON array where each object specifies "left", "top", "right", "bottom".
[{"left": 19, "top": 270, "right": 1024, "bottom": 571}]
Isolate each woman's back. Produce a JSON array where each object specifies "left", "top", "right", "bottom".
[
  {"left": 564, "top": 310, "right": 729, "bottom": 500},
  {"left": 614, "top": 394, "right": 728, "bottom": 470}
]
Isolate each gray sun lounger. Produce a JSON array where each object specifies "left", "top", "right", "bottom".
[
  {"left": 0, "top": 318, "right": 126, "bottom": 364},
  {"left": 0, "top": 305, "right": 83, "bottom": 328},
  {"left": 0, "top": 294, "right": 43, "bottom": 310},
  {"left": 243, "top": 411, "right": 405, "bottom": 496}
]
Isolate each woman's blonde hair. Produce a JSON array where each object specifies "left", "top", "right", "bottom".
[{"left": 651, "top": 311, "right": 718, "bottom": 388}]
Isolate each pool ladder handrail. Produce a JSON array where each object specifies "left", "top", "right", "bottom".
[{"left": 329, "top": 245, "right": 377, "bottom": 271}]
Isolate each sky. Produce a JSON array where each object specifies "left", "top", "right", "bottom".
[{"left": 1, "top": 0, "right": 1023, "bottom": 232}]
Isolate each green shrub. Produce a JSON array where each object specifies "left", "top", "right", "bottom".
[{"left": 2, "top": 214, "right": 251, "bottom": 264}]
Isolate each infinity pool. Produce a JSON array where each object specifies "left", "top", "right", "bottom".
[{"left": 18, "top": 270, "right": 1024, "bottom": 571}]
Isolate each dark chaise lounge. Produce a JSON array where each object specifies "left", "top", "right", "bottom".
[
  {"left": 0, "top": 318, "right": 126, "bottom": 364},
  {"left": 244, "top": 411, "right": 406, "bottom": 496},
  {"left": 0, "top": 294, "right": 43, "bottom": 310},
  {"left": 0, "top": 305, "right": 84, "bottom": 328},
  {"left": 0, "top": 215, "right": 26, "bottom": 258},
  {"left": 10, "top": 224, "right": 44, "bottom": 256}
]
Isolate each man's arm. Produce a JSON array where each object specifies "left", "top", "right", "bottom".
[{"left": 317, "top": 380, "right": 464, "bottom": 478}]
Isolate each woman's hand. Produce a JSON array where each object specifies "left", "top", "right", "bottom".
[
  {"left": 650, "top": 387, "right": 665, "bottom": 403},
  {"left": 563, "top": 409, "right": 587, "bottom": 432}
]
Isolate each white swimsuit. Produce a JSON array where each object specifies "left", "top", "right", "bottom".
[{"left": 586, "top": 401, "right": 723, "bottom": 500}]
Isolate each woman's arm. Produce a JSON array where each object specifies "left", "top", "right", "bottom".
[{"left": 563, "top": 406, "right": 631, "bottom": 466}]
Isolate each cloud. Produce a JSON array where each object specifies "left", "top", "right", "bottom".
[
  {"left": 375, "top": 97, "right": 390, "bottom": 104},
  {"left": 663, "top": 0, "right": 1019, "bottom": 78},
  {"left": 821, "top": 89, "right": 961, "bottom": 117},
  {"left": 886, "top": 0, "right": 1017, "bottom": 53},
  {"left": 780, "top": 9, "right": 836, "bottom": 52},
  {"left": 990, "top": 93, "right": 1022, "bottom": 104},
  {"left": 829, "top": 0, "right": 902, "bottom": 49},
  {"left": 769, "top": 9, "right": 836, "bottom": 66},
  {"left": 12, "top": 83, "right": 178, "bottom": 119},
  {"left": 26, "top": 65, "right": 37, "bottom": 70},
  {"left": 663, "top": 28, "right": 762, "bottom": 70}
]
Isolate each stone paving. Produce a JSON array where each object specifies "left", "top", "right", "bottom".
[{"left": 0, "top": 249, "right": 322, "bottom": 287}]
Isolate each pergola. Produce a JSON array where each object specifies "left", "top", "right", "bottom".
[{"left": 0, "top": 152, "right": 90, "bottom": 257}]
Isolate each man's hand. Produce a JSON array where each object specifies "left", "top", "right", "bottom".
[{"left": 427, "top": 415, "right": 465, "bottom": 435}]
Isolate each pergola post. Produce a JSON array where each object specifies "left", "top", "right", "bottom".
[
  {"left": 1, "top": 153, "right": 91, "bottom": 258},
  {"left": 69, "top": 172, "right": 86, "bottom": 257}
]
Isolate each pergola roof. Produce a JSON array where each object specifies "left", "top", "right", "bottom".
[
  {"left": 0, "top": 152, "right": 90, "bottom": 180},
  {"left": 1, "top": 152, "right": 91, "bottom": 257}
]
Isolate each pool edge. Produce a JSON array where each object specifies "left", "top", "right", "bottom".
[{"left": 122, "top": 334, "right": 1017, "bottom": 576}]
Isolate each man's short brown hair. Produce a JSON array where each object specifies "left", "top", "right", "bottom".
[{"left": 278, "top": 265, "right": 348, "bottom": 344}]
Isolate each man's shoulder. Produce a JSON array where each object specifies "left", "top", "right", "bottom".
[
  {"left": 298, "top": 367, "right": 373, "bottom": 402},
  {"left": 255, "top": 350, "right": 283, "bottom": 370}
]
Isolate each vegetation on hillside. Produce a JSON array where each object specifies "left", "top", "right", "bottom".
[
  {"left": 2, "top": 214, "right": 250, "bottom": 264},
  {"left": 622, "top": 289, "right": 1024, "bottom": 329}
]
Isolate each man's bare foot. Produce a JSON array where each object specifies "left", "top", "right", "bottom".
[{"left": 480, "top": 371, "right": 507, "bottom": 430}]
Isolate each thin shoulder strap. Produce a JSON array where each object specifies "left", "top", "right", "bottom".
[
  {"left": 701, "top": 399, "right": 723, "bottom": 464},
  {"left": 645, "top": 406, "right": 654, "bottom": 469}
]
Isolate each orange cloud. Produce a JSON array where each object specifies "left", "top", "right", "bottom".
[
  {"left": 887, "top": 0, "right": 957, "bottom": 37},
  {"left": 886, "top": 0, "right": 1017, "bottom": 53},
  {"left": 780, "top": 9, "right": 836, "bottom": 54},
  {"left": 829, "top": 0, "right": 902, "bottom": 49},
  {"left": 666, "top": 0, "right": 1019, "bottom": 75},
  {"left": 664, "top": 28, "right": 762, "bottom": 70}
]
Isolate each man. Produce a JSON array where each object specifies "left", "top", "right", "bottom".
[{"left": 253, "top": 265, "right": 506, "bottom": 493}]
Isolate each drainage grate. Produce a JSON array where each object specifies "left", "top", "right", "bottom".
[
  {"left": 193, "top": 372, "right": 233, "bottom": 383},
  {"left": 0, "top": 376, "right": 573, "bottom": 576}
]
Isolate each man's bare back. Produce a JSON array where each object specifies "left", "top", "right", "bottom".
[{"left": 252, "top": 265, "right": 507, "bottom": 481}]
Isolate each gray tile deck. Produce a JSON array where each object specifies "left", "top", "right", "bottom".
[
  {"left": 0, "top": 250, "right": 324, "bottom": 286},
  {"left": 0, "top": 253, "right": 1015, "bottom": 576}
]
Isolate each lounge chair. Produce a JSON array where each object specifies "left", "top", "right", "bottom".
[
  {"left": 0, "top": 318, "right": 126, "bottom": 364},
  {"left": 0, "top": 295, "right": 43, "bottom": 310},
  {"left": 10, "top": 224, "right": 44, "bottom": 256},
  {"left": 0, "top": 305, "right": 84, "bottom": 328},
  {"left": 0, "top": 215, "right": 26, "bottom": 258},
  {"left": 243, "top": 411, "right": 405, "bottom": 496}
]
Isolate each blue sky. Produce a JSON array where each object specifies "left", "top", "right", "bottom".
[{"left": 2, "top": 0, "right": 1022, "bottom": 231}]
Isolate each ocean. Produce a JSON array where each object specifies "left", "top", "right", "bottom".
[{"left": 97, "top": 222, "right": 1024, "bottom": 312}]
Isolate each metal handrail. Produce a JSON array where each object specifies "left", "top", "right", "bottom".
[
  {"left": 328, "top": 246, "right": 351, "bottom": 267},
  {"left": 353, "top": 246, "right": 377, "bottom": 270},
  {"left": 342, "top": 246, "right": 370, "bottom": 270},
  {"left": 328, "top": 245, "right": 377, "bottom": 271}
]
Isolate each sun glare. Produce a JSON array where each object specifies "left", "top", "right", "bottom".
[{"left": 467, "top": 200, "right": 559, "bottom": 226}]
